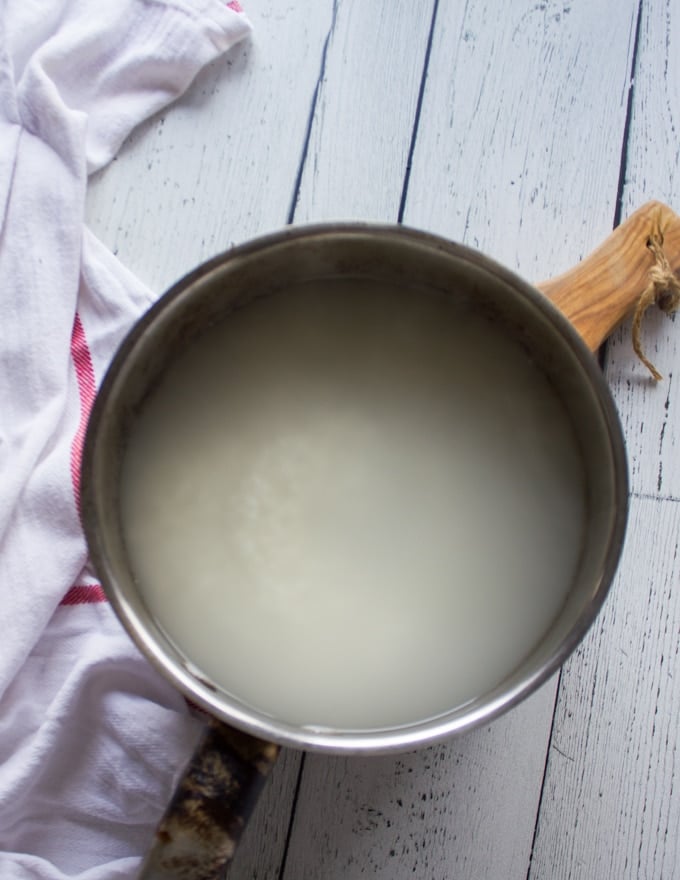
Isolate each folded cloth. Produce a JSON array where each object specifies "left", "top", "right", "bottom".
[{"left": 0, "top": 2, "right": 251, "bottom": 876}]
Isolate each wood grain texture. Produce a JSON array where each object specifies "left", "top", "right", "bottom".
[
  {"left": 292, "top": 0, "right": 436, "bottom": 224},
  {"left": 283, "top": 690, "right": 558, "bottom": 880},
  {"left": 605, "top": 0, "right": 680, "bottom": 499},
  {"left": 528, "top": 498, "right": 680, "bottom": 880},
  {"left": 226, "top": 748, "right": 302, "bottom": 880},
  {"left": 537, "top": 200, "right": 680, "bottom": 351},
  {"left": 530, "top": 5, "right": 680, "bottom": 878},
  {"left": 403, "top": 0, "right": 639, "bottom": 280}
]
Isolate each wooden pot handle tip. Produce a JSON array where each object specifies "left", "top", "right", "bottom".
[
  {"left": 537, "top": 201, "right": 680, "bottom": 363},
  {"left": 138, "top": 720, "right": 280, "bottom": 880}
]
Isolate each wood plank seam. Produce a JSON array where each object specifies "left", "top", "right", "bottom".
[
  {"left": 277, "top": 754, "right": 308, "bottom": 880},
  {"left": 287, "top": 0, "right": 340, "bottom": 225},
  {"left": 613, "top": 0, "right": 645, "bottom": 229},
  {"left": 398, "top": 0, "right": 440, "bottom": 223},
  {"left": 525, "top": 671, "right": 564, "bottom": 880}
]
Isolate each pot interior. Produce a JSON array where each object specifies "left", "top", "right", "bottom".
[{"left": 82, "top": 226, "right": 628, "bottom": 753}]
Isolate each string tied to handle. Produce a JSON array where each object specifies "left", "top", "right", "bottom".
[{"left": 632, "top": 225, "right": 680, "bottom": 381}]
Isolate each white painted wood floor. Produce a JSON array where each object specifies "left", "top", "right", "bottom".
[{"left": 87, "top": 1, "right": 680, "bottom": 877}]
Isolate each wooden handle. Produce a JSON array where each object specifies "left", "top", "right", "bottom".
[
  {"left": 138, "top": 720, "right": 280, "bottom": 880},
  {"left": 537, "top": 201, "right": 680, "bottom": 352}
]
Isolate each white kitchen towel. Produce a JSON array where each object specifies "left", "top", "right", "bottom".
[{"left": 0, "top": 2, "right": 251, "bottom": 877}]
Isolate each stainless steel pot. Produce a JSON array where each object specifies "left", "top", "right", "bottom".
[{"left": 81, "top": 201, "right": 680, "bottom": 880}]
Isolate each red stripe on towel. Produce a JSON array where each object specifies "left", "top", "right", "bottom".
[
  {"left": 69, "top": 312, "right": 97, "bottom": 517},
  {"left": 61, "top": 584, "right": 108, "bottom": 605},
  {"left": 227, "top": 1, "right": 244, "bottom": 11},
  {"left": 63, "top": 313, "right": 109, "bottom": 608}
]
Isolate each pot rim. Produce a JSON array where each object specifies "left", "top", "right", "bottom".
[{"left": 81, "top": 222, "right": 629, "bottom": 754}]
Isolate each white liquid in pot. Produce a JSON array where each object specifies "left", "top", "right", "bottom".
[{"left": 121, "top": 282, "right": 586, "bottom": 730}]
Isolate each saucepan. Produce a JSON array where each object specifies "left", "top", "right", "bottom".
[{"left": 81, "top": 201, "right": 680, "bottom": 879}]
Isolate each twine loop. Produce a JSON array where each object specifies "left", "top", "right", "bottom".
[{"left": 632, "top": 229, "right": 680, "bottom": 380}]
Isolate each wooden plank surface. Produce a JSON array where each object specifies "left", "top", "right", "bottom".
[
  {"left": 530, "top": 2, "right": 680, "bottom": 877},
  {"left": 606, "top": 0, "right": 680, "bottom": 499},
  {"left": 83, "top": 0, "right": 679, "bottom": 878},
  {"left": 226, "top": 747, "right": 302, "bottom": 880},
  {"left": 282, "top": 696, "right": 558, "bottom": 880},
  {"left": 404, "top": 0, "right": 640, "bottom": 277},
  {"left": 529, "top": 498, "right": 680, "bottom": 880},
  {"left": 292, "top": 0, "right": 436, "bottom": 223}
]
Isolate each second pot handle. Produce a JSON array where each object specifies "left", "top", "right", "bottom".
[
  {"left": 537, "top": 200, "right": 680, "bottom": 372},
  {"left": 138, "top": 720, "right": 280, "bottom": 880}
]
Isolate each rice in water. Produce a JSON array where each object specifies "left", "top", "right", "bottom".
[{"left": 121, "top": 282, "right": 586, "bottom": 729}]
